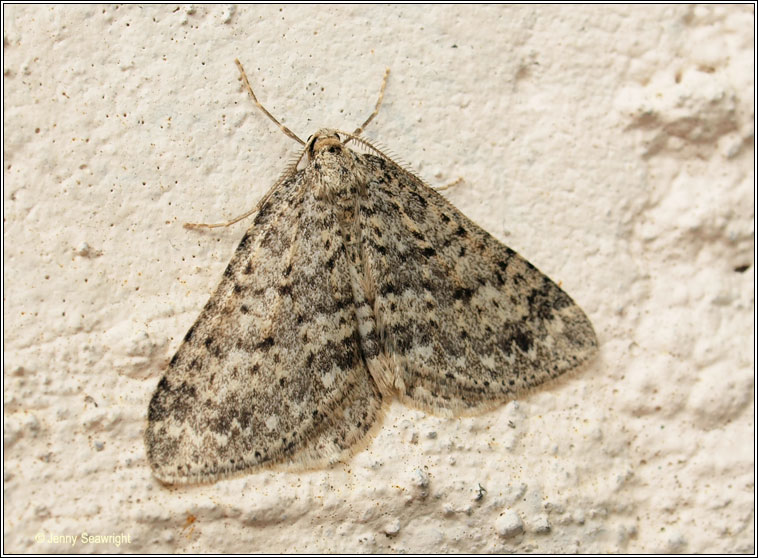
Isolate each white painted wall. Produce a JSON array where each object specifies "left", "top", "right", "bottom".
[{"left": 3, "top": 4, "right": 753, "bottom": 553}]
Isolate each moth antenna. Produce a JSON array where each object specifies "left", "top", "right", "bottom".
[
  {"left": 235, "top": 58, "right": 305, "bottom": 146},
  {"left": 352, "top": 68, "right": 390, "bottom": 137}
]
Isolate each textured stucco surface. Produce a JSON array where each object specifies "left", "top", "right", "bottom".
[{"left": 3, "top": 4, "right": 754, "bottom": 553}]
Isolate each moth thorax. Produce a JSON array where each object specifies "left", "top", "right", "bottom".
[{"left": 307, "top": 138, "right": 366, "bottom": 198}]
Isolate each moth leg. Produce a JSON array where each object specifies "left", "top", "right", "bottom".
[
  {"left": 184, "top": 206, "right": 260, "bottom": 230},
  {"left": 184, "top": 149, "right": 306, "bottom": 231},
  {"left": 434, "top": 176, "right": 465, "bottom": 192}
]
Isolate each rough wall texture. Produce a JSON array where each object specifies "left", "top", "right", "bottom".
[{"left": 3, "top": 4, "right": 754, "bottom": 553}]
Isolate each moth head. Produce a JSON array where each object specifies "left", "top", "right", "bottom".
[{"left": 306, "top": 129, "right": 344, "bottom": 161}]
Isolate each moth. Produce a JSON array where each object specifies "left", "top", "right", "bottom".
[{"left": 145, "top": 60, "right": 597, "bottom": 484}]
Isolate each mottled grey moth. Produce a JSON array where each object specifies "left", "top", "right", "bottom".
[{"left": 145, "top": 60, "right": 597, "bottom": 484}]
